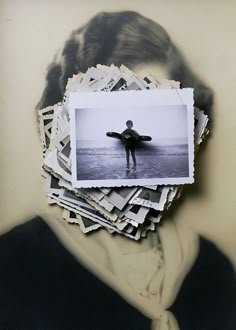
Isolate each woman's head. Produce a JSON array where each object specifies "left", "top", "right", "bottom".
[{"left": 37, "top": 11, "right": 213, "bottom": 118}]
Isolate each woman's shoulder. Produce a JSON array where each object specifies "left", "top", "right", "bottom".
[
  {"left": 170, "top": 236, "right": 236, "bottom": 330},
  {"left": 0, "top": 217, "right": 151, "bottom": 330}
]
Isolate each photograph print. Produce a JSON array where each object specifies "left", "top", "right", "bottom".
[{"left": 70, "top": 89, "right": 194, "bottom": 188}]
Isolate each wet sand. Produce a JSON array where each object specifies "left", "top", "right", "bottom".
[{"left": 76, "top": 145, "right": 189, "bottom": 180}]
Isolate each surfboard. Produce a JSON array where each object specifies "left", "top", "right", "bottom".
[
  {"left": 106, "top": 131, "right": 152, "bottom": 143},
  {"left": 106, "top": 132, "right": 122, "bottom": 139},
  {"left": 138, "top": 135, "right": 152, "bottom": 142}
]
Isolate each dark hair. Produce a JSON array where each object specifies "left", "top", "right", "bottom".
[
  {"left": 126, "top": 120, "right": 133, "bottom": 126},
  {"left": 37, "top": 11, "right": 213, "bottom": 118}
]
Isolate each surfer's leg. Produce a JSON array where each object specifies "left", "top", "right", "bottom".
[
  {"left": 131, "top": 149, "right": 136, "bottom": 167},
  {"left": 125, "top": 146, "right": 130, "bottom": 168}
]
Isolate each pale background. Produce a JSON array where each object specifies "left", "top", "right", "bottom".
[
  {"left": 75, "top": 105, "right": 188, "bottom": 147},
  {"left": 1, "top": 0, "right": 236, "bottom": 267}
]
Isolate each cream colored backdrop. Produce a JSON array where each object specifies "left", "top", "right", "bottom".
[{"left": 1, "top": 0, "right": 236, "bottom": 267}]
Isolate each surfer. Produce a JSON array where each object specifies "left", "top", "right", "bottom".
[
  {"left": 122, "top": 120, "right": 139, "bottom": 169},
  {"left": 106, "top": 120, "right": 152, "bottom": 169}
]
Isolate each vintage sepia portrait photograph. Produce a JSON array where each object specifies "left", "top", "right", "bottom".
[{"left": 1, "top": 1, "right": 236, "bottom": 330}]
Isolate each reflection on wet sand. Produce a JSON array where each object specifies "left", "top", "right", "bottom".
[{"left": 125, "top": 167, "right": 137, "bottom": 179}]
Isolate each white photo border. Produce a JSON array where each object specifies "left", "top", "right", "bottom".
[{"left": 69, "top": 89, "right": 194, "bottom": 188}]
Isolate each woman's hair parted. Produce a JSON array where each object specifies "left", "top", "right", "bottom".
[{"left": 37, "top": 11, "right": 213, "bottom": 118}]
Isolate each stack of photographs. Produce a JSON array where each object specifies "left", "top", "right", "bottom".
[{"left": 38, "top": 65, "right": 209, "bottom": 240}]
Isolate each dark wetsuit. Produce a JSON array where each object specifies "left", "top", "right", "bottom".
[
  {"left": 121, "top": 128, "right": 140, "bottom": 149},
  {"left": 121, "top": 128, "right": 139, "bottom": 167}
]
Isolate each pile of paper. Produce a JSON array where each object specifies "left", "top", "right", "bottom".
[{"left": 38, "top": 65, "right": 209, "bottom": 240}]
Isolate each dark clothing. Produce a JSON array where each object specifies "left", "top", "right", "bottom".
[
  {"left": 121, "top": 128, "right": 140, "bottom": 148},
  {"left": 125, "top": 145, "right": 136, "bottom": 152},
  {"left": 170, "top": 237, "right": 236, "bottom": 330},
  {"left": 0, "top": 217, "right": 150, "bottom": 330},
  {"left": 0, "top": 217, "right": 235, "bottom": 330}
]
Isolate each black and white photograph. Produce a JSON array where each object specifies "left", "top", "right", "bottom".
[
  {"left": 129, "top": 186, "right": 170, "bottom": 211},
  {"left": 70, "top": 89, "right": 194, "bottom": 187}
]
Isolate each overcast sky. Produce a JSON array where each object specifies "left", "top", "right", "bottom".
[{"left": 75, "top": 105, "right": 188, "bottom": 147}]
